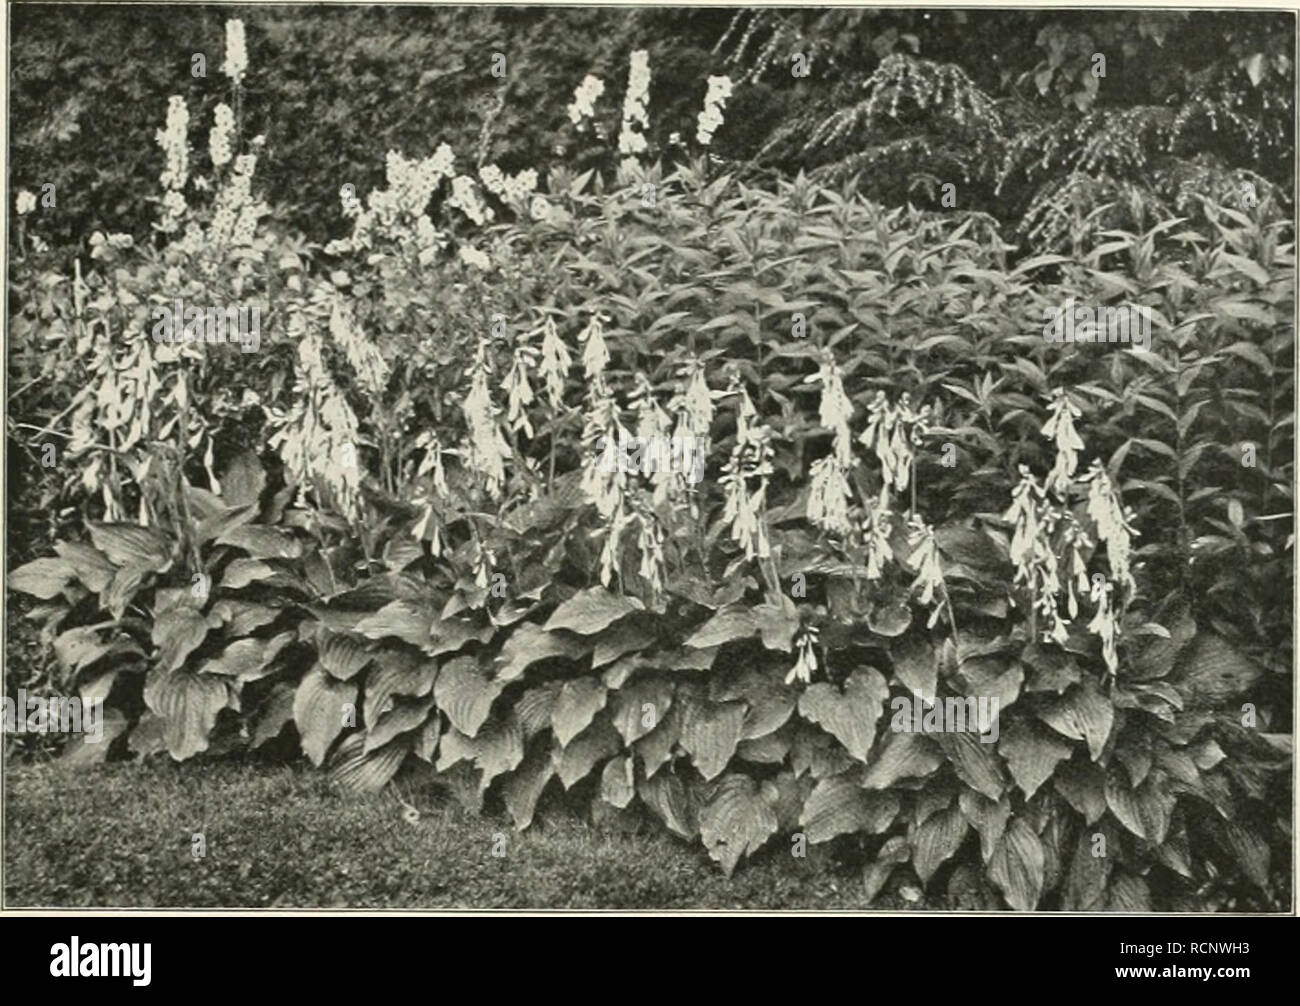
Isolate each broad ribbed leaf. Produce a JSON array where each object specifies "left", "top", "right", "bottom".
[
  {"left": 329, "top": 731, "right": 408, "bottom": 793},
  {"left": 892, "top": 637, "right": 937, "bottom": 703},
  {"left": 53, "top": 542, "right": 116, "bottom": 592},
  {"left": 1174, "top": 631, "right": 1262, "bottom": 708},
  {"left": 611, "top": 678, "right": 674, "bottom": 744},
  {"left": 936, "top": 730, "right": 1006, "bottom": 800},
  {"left": 89, "top": 522, "right": 172, "bottom": 570},
  {"left": 215, "top": 524, "right": 302, "bottom": 560},
  {"left": 1064, "top": 827, "right": 1111, "bottom": 910},
  {"left": 552, "top": 711, "right": 620, "bottom": 788},
  {"left": 433, "top": 657, "right": 502, "bottom": 739},
  {"left": 365, "top": 694, "right": 436, "bottom": 752},
  {"left": 632, "top": 699, "right": 682, "bottom": 778},
  {"left": 591, "top": 620, "right": 656, "bottom": 668},
  {"left": 496, "top": 622, "right": 589, "bottom": 681},
  {"left": 862, "top": 731, "right": 944, "bottom": 789},
  {"left": 517, "top": 682, "right": 562, "bottom": 738},
  {"left": 1038, "top": 679, "right": 1114, "bottom": 761},
  {"left": 958, "top": 790, "right": 1012, "bottom": 863},
  {"left": 988, "top": 819, "right": 1045, "bottom": 911},
  {"left": 152, "top": 608, "right": 215, "bottom": 673},
  {"left": 8, "top": 557, "right": 76, "bottom": 599},
  {"left": 144, "top": 667, "right": 229, "bottom": 761},
  {"left": 354, "top": 600, "right": 436, "bottom": 647},
  {"left": 250, "top": 683, "right": 296, "bottom": 748},
  {"left": 551, "top": 678, "right": 608, "bottom": 747},
  {"left": 638, "top": 770, "right": 696, "bottom": 841},
  {"left": 472, "top": 713, "right": 525, "bottom": 790},
  {"left": 862, "top": 836, "right": 910, "bottom": 903},
  {"left": 543, "top": 587, "right": 642, "bottom": 635},
  {"left": 600, "top": 755, "right": 636, "bottom": 809},
  {"left": 679, "top": 695, "right": 745, "bottom": 781},
  {"left": 684, "top": 606, "right": 758, "bottom": 648},
  {"left": 53, "top": 626, "right": 142, "bottom": 676},
  {"left": 999, "top": 720, "right": 1074, "bottom": 798},
  {"left": 1105, "top": 767, "right": 1173, "bottom": 843},
  {"left": 1054, "top": 759, "right": 1108, "bottom": 824},
  {"left": 699, "top": 774, "right": 779, "bottom": 876},
  {"left": 320, "top": 633, "right": 373, "bottom": 680},
  {"left": 797, "top": 668, "right": 890, "bottom": 761},
  {"left": 501, "top": 741, "right": 554, "bottom": 829},
  {"left": 294, "top": 666, "right": 357, "bottom": 766},
  {"left": 366, "top": 649, "right": 437, "bottom": 721},
  {"left": 800, "top": 777, "right": 899, "bottom": 843},
  {"left": 913, "top": 804, "right": 970, "bottom": 883}
]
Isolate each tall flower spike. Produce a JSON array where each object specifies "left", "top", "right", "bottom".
[
  {"left": 1082, "top": 459, "right": 1138, "bottom": 596},
  {"left": 807, "top": 456, "right": 854, "bottom": 536},
  {"left": 696, "top": 75, "right": 733, "bottom": 146},
  {"left": 462, "top": 340, "right": 512, "bottom": 497},
  {"left": 907, "top": 516, "right": 947, "bottom": 628},
  {"left": 1042, "top": 388, "right": 1085, "bottom": 498},
  {"left": 578, "top": 314, "right": 609, "bottom": 382},
  {"left": 223, "top": 19, "right": 248, "bottom": 83},
  {"left": 538, "top": 317, "right": 572, "bottom": 409},
  {"left": 505, "top": 338, "right": 539, "bottom": 439},
  {"left": 805, "top": 355, "right": 854, "bottom": 464},
  {"left": 618, "top": 50, "right": 651, "bottom": 163}
]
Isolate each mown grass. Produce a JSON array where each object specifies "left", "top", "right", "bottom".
[{"left": 4, "top": 758, "right": 918, "bottom": 910}]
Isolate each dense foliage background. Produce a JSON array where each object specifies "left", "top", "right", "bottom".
[{"left": 5, "top": 5, "right": 1294, "bottom": 910}]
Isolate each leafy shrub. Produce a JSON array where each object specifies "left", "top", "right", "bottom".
[{"left": 7, "top": 38, "right": 1292, "bottom": 911}]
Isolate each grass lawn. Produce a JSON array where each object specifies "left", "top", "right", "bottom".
[{"left": 4, "top": 757, "right": 912, "bottom": 910}]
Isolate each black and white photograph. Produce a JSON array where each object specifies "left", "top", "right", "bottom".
[{"left": 1, "top": 1, "right": 1295, "bottom": 930}]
